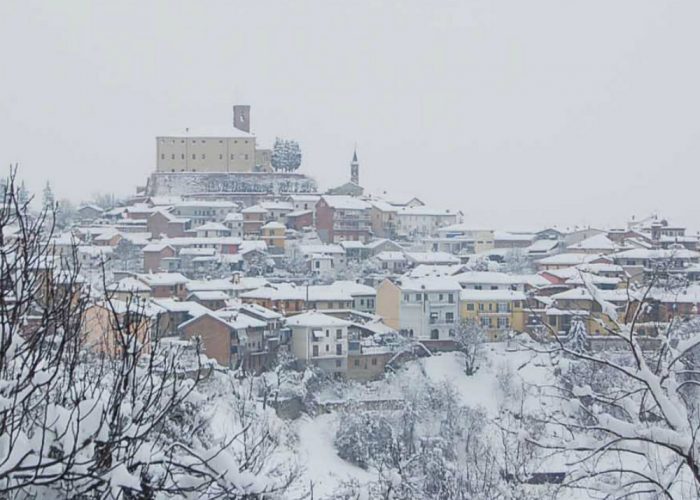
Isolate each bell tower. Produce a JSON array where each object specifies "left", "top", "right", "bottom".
[{"left": 350, "top": 149, "right": 359, "bottom": 185}]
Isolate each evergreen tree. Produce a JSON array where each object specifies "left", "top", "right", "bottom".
[
  {"left": 42, "top": 181, "right": 55, "bottom": 210},
  {"left": 567, "top": 315, "right": 589, "bottom": 354},
  {"left": 271, "top": 137, "right": 302, "bottom": 172}
]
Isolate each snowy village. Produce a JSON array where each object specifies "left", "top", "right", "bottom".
[{"left": 3, "top": 2, "right": 700, "bottom": 499}]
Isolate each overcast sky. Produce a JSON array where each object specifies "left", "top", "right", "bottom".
[{"left": 1, "top": 1, "right": 699, "bottom": 232}]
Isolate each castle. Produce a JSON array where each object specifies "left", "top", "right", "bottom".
[{"left": 147, "top": 106, "right": 317, "bottom": 202}]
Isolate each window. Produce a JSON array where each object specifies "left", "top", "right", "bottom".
[
  {"left": 192, "top": 154, "right": 196, "bottom": 160},
  {"left": 230, "top": 154, "right": 235, "bottom": 160},
  {"left": 497, "top": 302, "right": 509, "bottom": 313},
  {"left": 181, "top": 154, "right": 185, "bottom": 160},
  {"left": 481, "top": 317, "right": 491, "bottom": 328},
  {"left": 244, "top": 154, "right": 249, "bottom": 160},
  {"left": 336, "top": 329, "right": 343, "bottom": 339},
  {"left": 446, "top": 312, "right": 454, "bottom": 323},
  {"left": 498, "top": 317, "right": 509, "bottom": 329},
  {"left": 201, "top": 154, "right": 206, "bottom": 159},
  {"left": 415, "top": 293, "right": 421, "bottom": 301},
  {"left": 325, "top": 345, "right": 329, "bottom": 352},
  {"left": 467, "top": 303, "right": 475, "bottom": 311},
  {"left": 312, "top": 345, "right": 319, "bottom": 357},
  {"left": 430, "top": 329, "right": 439, "bottom": 340},
  {"left": 335, "top": 359, "right": 342, "bottom": 368},
  {"left": 371, "top": 358, "right": 377, "bottom": 366},
  {"left": 354, "top": 359, "right": 360, "bottom": 367},
  {"left": 336, "top": 344, "right": 342, "bottom": 355},
  {"left": 171, "top": 154, "right": 175, "bottom": 159},
  {"left": 160, "top": 153, "right": 165, "bottom": 159},
  {"left": 439, "top": 293, "right": 444, "bottom": 301},
  {"left": 549, "top": 316, "right": 557, "bottom": 327},
  {"left": 219, "top": 154, "right": 223, "bottom": 160},
  {"left": 448, "top": 294, "right": 454, "bottom": 303},
  {"left": 478, "top": 303, "right": 485, "bottom": 311}
]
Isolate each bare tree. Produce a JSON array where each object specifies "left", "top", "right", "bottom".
[
  {"left": 529, "top": 276, "right": 700, "bottom": 499},
  {"left": 454, "top": 319, "right": 485, "bottom": 376},
  {"left": 0, "top": 168, "right": 297, "bottom": 498}
]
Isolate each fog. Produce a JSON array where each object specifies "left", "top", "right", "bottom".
[{"left": 1, "top": 0, "right": 699, "bottom": 231}]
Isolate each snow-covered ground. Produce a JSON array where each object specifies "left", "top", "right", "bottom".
[
  {"left": 293, "top": 413, "right": 374, "bottom": 498},
  {"left": 293, "top": 344, "right": 555, "bottom": 497}
]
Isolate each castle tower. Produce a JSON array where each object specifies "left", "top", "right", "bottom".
[
  {"left": 350, "top": 149, "right": 359, "bottom": 185},
  {"left": 233, "top": 105, "right": 251, "bottom": 133}
]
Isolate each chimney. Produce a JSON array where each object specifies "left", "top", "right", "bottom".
[{"left": 233, "top": 105, "right": 251, "bottom": 133}]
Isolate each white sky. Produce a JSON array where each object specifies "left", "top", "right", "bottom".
[{"left": 1, "top": 1, "right": 699, "bottom": 232}]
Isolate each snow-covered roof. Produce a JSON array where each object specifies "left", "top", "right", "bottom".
[
  {"left": 550, "top": 287, "right": 633, "bottom": 303},
  {"left": 262, "top": 221, "right": 286, "bottom": 230},
  {"left": 106, "top": 277, "right": 151, "bottom": 293},
  {"left": 396, "top": 276, "right": 462, "bottom": 292},
  {"left": 405, "top": 252, "right": 460, "bottom": 265},
  {"left": 173, "top": 200, "right": 238, "bottom": 209},
  {"left": 459, "top": 289, "right": 527, "bottom": 301},
  {"left": 320, "top": 195, "right": 371, "bottom": 210},
  {"left": 375, "top": 251, "right": 406, "bottom": 262},
  {"left": 613, "top": 248, "right": 700, "bottom": 260},
  {"left": 537, "top": 253, "right": 605, "bottom": 266},
  {"left": 340, "top": 240, "right": 366, "bottom": 249},
  {"left": 649, "top": 285, "right": 700, "bottom": 304},
  {"left": 187, "top": 290, "right": 230, "bottom": 301},
  {"left": 329, "top": 280, "right": 377, "bottom": 297},
  {"left": 185, "top": 279, "right": 235, "bottom": 293},
  {"left": 143, "top": 242, "right": 175, "bottom": 253},
  {"left": 567, "top": 234, "right": 617, "bottom": 251},
  {"left": 408, "top": 264, "right": 465, "bottom": 278},
  {"left": 241, "top": 205, "right": 269, "bottom": 214},
  {"left": 195, "top": 222, "right": 230, "bottom": 232},
  {"left": 260, "top": 201, "right": 294, "bottom": 211},
  {"left": 137, "top": 272, "right": 189, "bottom": 287},
  {"left": 453, "top": 271, "right": 528, "bottom": 285},
  {"left": 285, "top": 311, "right": 351, "bottom": 328},
  {"left": 298, "top": 244, "right": 345, "bottom": 255},
  {"left": 493, "top": 231, "right": 535, "bottom": 242}
]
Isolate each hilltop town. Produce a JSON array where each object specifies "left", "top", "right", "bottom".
[
  {"left": 42, "top": 106, "right": 700, "bottom": 381},
  {"left": 6, "top": 105, "right": 700, "bottom": 498}
]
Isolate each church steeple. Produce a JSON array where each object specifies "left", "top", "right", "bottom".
[{"left": 350, "top": 149, "right": 359, "bottom": 185}]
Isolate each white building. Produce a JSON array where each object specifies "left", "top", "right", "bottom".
[
  {"left": 286, "top": 312, "right": 350, "bottom": 376},
  {"left": 376, "top": 276, "right": 461, "bottom": 340},
  {"left": 395, "top": 206, "right": 461, "bottom": 238}
]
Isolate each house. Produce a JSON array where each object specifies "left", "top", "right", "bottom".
[
  {"left": 223, "top": 212, "right": 244, "bottom": 238},
  {"left": 328, "top": 281, "right": 377, "bottom": 313},
  {"left": 493, "top": 231, "right": 535, "bottom": 249},
  {"left": 315, "top": 195, "right": 372, "bottom": 243},
  {"left": 536, "top": 253, "right": 611, "bottom": 271},
  {"left": 105, "top": 277, "right": 152, "bottom": 301},
  {"left": 285, "top": 210, "right": 314, "bottom": 231},
  {"left": 365, "top": 238, "right": 404, "bottom": 256},
  {"left": 340, "top": 240, "right": 369, "bottom": 261},
  {"left": 369, "top": 200, "right": 398, "bottom": 239},
  {"left": 77, "top": 204, "right": 105, "bottom": 222},
  {"left": 260, "top": 201, "right": 294, "bottom": 222},
  {"left": 261, "top": 221, "right": 286, "bottom": 251},
  {"left": 147, "top": 210, "right": 190, "bottom": 239},
  {"left": 459, "top": 289, "right": 528, "bottom": 340},
  {"left": 405, "top": 252, "right": 460, "bottom": 267},
  {"left": 142, "top": 243, "right": 176, "bottom": 272},
  {"left": 240, "top": 283, "right": 306, "bottom": 314},
  {"left": 194, "top": 221, "right": 231, "bottom": 238},
  {"left": 83, "top": 300, "right": 154, "bottom": 355},
  {"left": 453, "top": 271, "right": 541, "bottom": 292},
  {"left": 286, "top": 312, "right": 350, "bottom": 376},
  {"left": 432, "top": 225, "right": 495, "bottom": 254},
  {"left": 242, "top": 205, "right": 269, "bottom": 237},
  {"left": 187, "top": 291, "right": 229, "bottom": 310},
  {"left": 395, "top": 206, "right": 461, "bottom": 238},
  {"left": 375, "top": 251, "right": 408, "bottom": 273},
  {"left": 178, "top": 311, "right": 270, "bottom": 372},
  {"left": 136, "top": 272, "right": 189, "bottom": 299},
  {"left": 171, "top": 201, "right": 239, "bottom": 225},
  {"left": 566, "top": 234, "right": 618, "bottom": 254},
  {"left": 376, "top": 276, "right": 461, "bottom": 340}
]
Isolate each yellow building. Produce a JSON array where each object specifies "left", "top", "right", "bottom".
[
  {"left": 261, "top": 221, "right": 286, "bottom": 251},
  {"left": 459, "top": 289, "right": 528, "bottom": 340}
]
